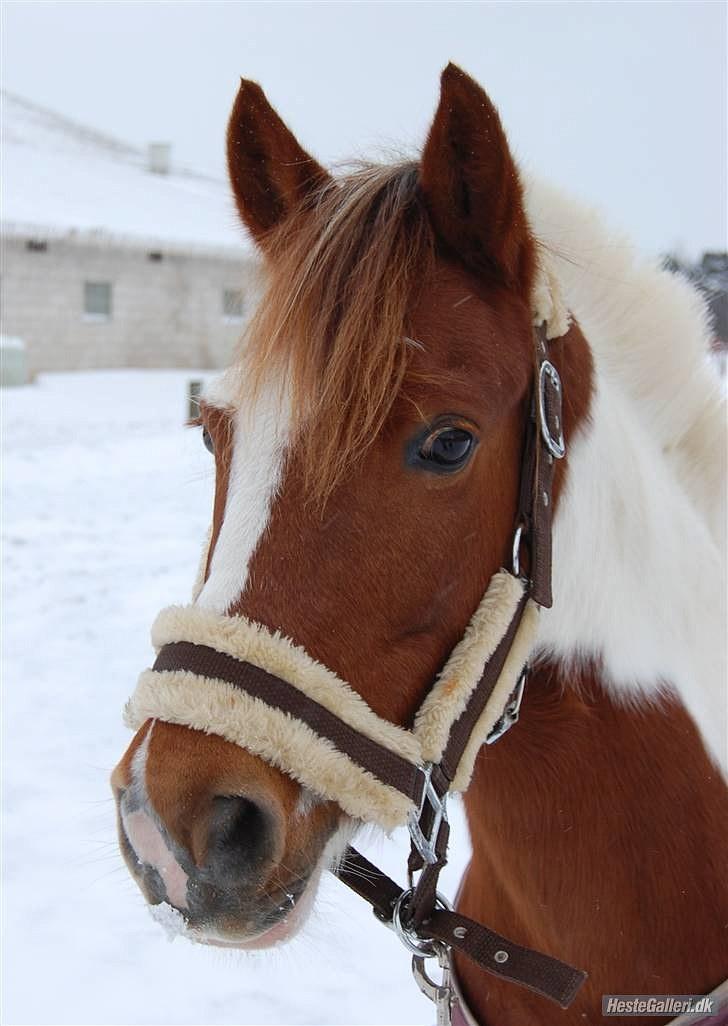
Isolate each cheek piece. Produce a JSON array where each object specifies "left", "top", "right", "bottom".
[{"left": 124, "top": 315, "right": 588, "bottom": 1013}]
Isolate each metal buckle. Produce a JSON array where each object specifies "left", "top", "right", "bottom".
[
  {"left": 408, "top": 764, "right": 449, "bottom": 866},
  {"left": 538, "top": 360, "right": 566, "bottom": 460},
  {"left": 391, "top": 888, "right": 453, "bottom": 957},
  {"left": 485, "top": 666, "right": 528, "bottom": 745}
]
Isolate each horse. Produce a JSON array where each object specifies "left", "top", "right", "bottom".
[{"left": 112, "top": 64, "right": 728, "bottom": 1025}]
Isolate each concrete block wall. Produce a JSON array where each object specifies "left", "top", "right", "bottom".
[{"left": 0, "top": 232, "right": 260, "bottom": 375}]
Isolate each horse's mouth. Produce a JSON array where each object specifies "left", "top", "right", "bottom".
[
  {"left": 117, "top": 804, "right": 321, "bottom": 948},
  {"left": 141, "top": 871, "right": 321, "bottom": 950},
  {"left": 192, "top": 869, "right": 322, "bottom": 949}
]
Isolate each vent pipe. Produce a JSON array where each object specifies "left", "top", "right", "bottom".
[{"left": 148, "top": 142, "right": 171, "bottom": 175}]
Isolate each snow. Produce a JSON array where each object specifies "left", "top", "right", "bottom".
[
  {"left": 149, "top": 901, "right": 196, "bottom": 944},
  {"left": 2, "top": 369, "right": 472, "bottom": 1026},
  {"left": 1, "top": 93, "right": 250, "bottom": 254}
]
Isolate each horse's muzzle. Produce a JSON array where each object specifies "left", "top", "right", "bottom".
[{"left": 112, "top": 771, "right": 315, "bottom": 947}]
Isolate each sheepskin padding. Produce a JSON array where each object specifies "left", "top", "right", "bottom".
[
  {"left": 451, "top": 598, "right": 539, "bottom": 790},
  {"left": 125, "top": 571, "right": 537, "bottom": 828},
  {"left": 125, "top": 668, "right": 413, "bottom": 830},
  {"left": 532, "top": 250, "right": 570, "bottom": 341},
  {"left": 414, "top": 571, "right": 527, "bottom": 765},
  {"left": 148, "top": 604, "right": 421, "bottom": 763}
]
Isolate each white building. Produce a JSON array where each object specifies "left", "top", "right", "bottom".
[{"left": 1, "top": 92, "right": 258, "bottom": 376}]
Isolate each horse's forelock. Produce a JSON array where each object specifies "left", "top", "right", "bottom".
[{"left": 236, "top": 161, "right": 436, "bottom": 504}]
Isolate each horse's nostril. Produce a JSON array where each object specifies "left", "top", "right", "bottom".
[{"left": 204, "top": 794, "right": 273, "bottom": 883}]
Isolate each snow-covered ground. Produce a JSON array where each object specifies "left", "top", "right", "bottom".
[{"left": 2, "top": 370, "right": 471, "bottom": 1026}]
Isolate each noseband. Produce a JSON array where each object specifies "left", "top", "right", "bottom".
[{"left": 125, "top": 321, "right": 587, "bottom": 1019}]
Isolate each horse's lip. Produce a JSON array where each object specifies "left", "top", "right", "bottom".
[{"left": 196, "top": 868, "right": 322, "bottom": 950}]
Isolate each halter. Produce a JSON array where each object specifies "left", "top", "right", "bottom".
[{"left": 125, "top": 321, "right": 587, "bottom": 1020}]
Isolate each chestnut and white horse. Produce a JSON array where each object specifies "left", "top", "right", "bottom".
[{"left": 113, "top": 65, "right": 727, "bottom": 1025}]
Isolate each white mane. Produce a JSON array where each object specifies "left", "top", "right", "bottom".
[{"left": 525, "top": 178, "right": 727, "bottom": 770}]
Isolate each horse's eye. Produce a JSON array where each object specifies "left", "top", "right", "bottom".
[
  {"left": 202, "top": 427, "right": 214, "bottom": 454},
  {"left": 417, "top": 426, "right": 476, "bottom": 472},
  {"left": 423, "top": 427, "right": 473, "bottom": 466}
]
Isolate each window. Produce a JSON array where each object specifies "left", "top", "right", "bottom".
[
  {"left": 84, "top": 281, "right": 112, "bottom": 320},
  {"left": 222, "top": 288, "right": 244, "bottom": 321}
]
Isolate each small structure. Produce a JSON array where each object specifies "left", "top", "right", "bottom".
[
  {"left": 1, "top": 93, "right": 259, "bottom": 375},
  {"left": 0, "top": 336, "right": 28, "bottom": 387}
]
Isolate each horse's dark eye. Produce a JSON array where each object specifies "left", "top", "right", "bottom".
[
  {"left": 419, "top": 427, "right": 475, "bottom": 470},
  {"left": 202, "top": 427, "right": 214, "bottom": 454},
  {"left": 406, "top": 420, "right": 478, "bottom": 475},
  {"left": 424, "top": 428, "right": 473, "bottom": 465}
]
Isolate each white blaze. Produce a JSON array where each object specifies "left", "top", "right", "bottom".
[{"left": 196, "top": 371, "right": 291, "bottom": 614}]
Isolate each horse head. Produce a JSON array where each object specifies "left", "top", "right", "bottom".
[{"left": 111, "top": 64, "right": 582, "bottom": 946}]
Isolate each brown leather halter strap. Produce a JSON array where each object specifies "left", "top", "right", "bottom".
[
  {"left": 151, "top": 322, "right": 586, "bottom": 1010},
  {"left": 335, "top": 323, "right": 584, "bottom": 1009},
  {"left": 391, "top": 322, "right": 562, "bottom": 944},
  {"left": 153, "top": 641, "right": 428, "bottom": 804},
  {"left": 339, "top": 848, "right": 585, "bottom": 1009}
]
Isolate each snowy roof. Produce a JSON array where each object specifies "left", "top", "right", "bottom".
[{"left": 1, "top": 91, "right": 252, "bottom": 256}]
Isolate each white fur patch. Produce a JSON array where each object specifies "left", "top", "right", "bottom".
[
  {"left": 536, "top": 376, "right": 727, "bottom": 768},
  {"left": 128, "top": 720, "right": 153, "bottom": 808},
  {"left": 196, "top": 372, "right": 291, "bottom": 614},
  {"left": 123, "top": 808, "right": 190, "bottom": 909},
  {"left": 526, "top": 177, "right": 727, "bottom": 769}
]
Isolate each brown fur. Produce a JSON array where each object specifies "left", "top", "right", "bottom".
[
  {"left": 226, "top": 78, "right": 330, "bottom": 242},
  {"left": 455, "top": 663, "right": 728, "bottom": 1026},
  {"left": 420, "top": 62, "right": 535, "bottom": 295},
  {"left": 113, "top": 64, "right": 728, "bottom": 1023}
]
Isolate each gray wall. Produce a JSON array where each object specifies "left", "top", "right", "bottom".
[{"left": 0, "top": 231, "right": 259, "bottom": 375}]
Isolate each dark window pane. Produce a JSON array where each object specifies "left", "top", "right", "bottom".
[
  {"left": 84, "top": 282, "right": 112, "bottom": 318},
  {"left": 222, "top": 288, "right": 243, "bottom": 319}
]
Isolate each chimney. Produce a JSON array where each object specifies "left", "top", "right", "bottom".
[{"left": 148, "top": 142, "right": 172, "bottom": 175}]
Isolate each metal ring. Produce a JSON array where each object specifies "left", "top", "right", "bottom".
[
  {"left": 511, "top": 522, "right": 525, "bottom": 577},
  {"left": 538, "top": 360, "right": 566, "bottom": 460},
  {"left": 391, "top": 889, "right": 453, "bottom": 957}
]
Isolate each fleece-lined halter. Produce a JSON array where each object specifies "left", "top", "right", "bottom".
[{"left": 125, "top": 303, "right": 588, "bottom": 1017}]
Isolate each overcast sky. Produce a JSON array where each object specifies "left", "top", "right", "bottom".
[{"left": 2, "top": 1, "right": 725, "bottom": 258}]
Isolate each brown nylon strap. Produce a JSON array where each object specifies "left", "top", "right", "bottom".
[
  {"left": 338, "top": 847, "right": 586, "bottom": 1009},
  {"left": 406, "top": 817, "right": 450, "bottom": 929},
  {"left": 441, "top": 592, "right": 528, "bottom": 781},
  {"left": 405, "top": 595, "right": 528, "bottom": 928},
  {"left": 521, "top": 322, "right": 562, "bottom": 609},
  {"left": 153, "top": 642, "right": 426, "bottom": 805}
]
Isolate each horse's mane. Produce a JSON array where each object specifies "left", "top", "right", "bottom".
[
  {"left": 238, "top": 162, "right": 435, "bottom": 502},
  {"left": 525, "top": 177, "right": 726, "bottom": 549}
]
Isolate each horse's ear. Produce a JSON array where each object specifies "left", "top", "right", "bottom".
[
  {"left": 226, "top": 79, "right": 331, "bottom": 246},
  {"left": 420, "top": 64, "right": 534, "bottom": 294}
]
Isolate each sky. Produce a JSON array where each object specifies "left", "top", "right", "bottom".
[{"left": 2, "top": 0, "right": 726, "bottom": 258}]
